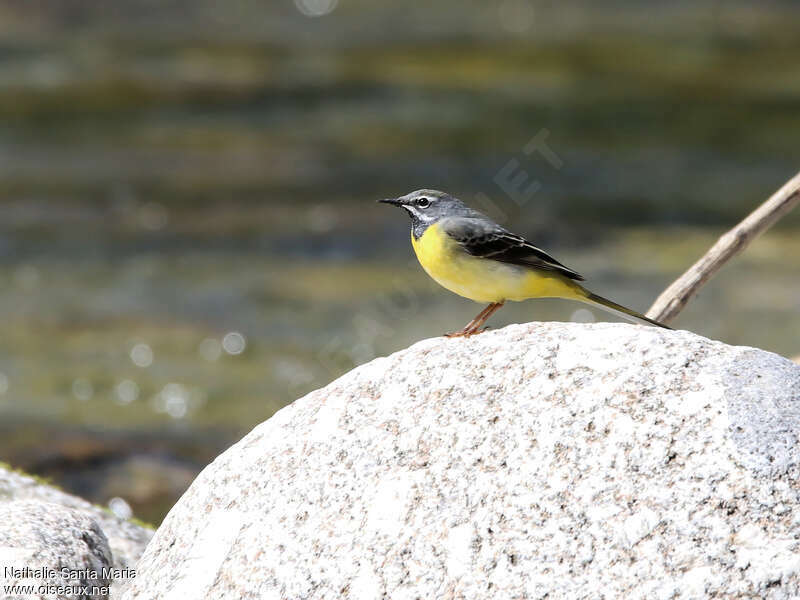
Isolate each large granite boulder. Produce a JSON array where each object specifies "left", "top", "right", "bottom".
[{"left": 124, "top": 322, "right": 800, "bottom": 599}]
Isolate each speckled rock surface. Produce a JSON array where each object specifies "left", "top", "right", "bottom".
[
  {"left": 124, "top": 322, "right": 800, "bottom": 600},
  {"left": 0, "top": 466, "right": 153, "bottom": 573},
  {"left": 0, "top": 500, "right": 113, "bottom": 599}
]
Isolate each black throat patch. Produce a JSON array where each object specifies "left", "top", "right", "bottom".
[{"left": 410, "top": 214, "right": 431, "bottom": 240}]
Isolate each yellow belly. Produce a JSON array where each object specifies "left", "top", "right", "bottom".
[{"left": 411, "top": 223, "right": 583, "bottom": 303}]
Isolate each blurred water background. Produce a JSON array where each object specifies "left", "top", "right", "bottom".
[{"left": 1, "top": 0, "right": 799, "bottom": 523}]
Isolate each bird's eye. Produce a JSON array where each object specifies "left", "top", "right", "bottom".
[{"left": 416, "top": 197, "right": 430, "bottom": 208}]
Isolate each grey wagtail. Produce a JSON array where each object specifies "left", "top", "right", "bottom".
[{"left": 379, "top": 189, "right": 670, "bottom": 336}]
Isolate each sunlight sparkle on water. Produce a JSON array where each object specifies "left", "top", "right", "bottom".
[
  {"left": 130, "top": 343, "right": 154, "bottom": 368},
  {"left": 222, "top": 332, "right": 246, "bottom": 355},
  {"left": 151, "top": 383, "right": 207, "bottom": 420},
  {"left": 108, "top": 497, "right": 133, "bottom": 520},
  {"left": 157, "top": 383, "right": 188, "bottom": 419},
  {"left": 115, "top": 380, "right": 140, "bottom": 405},
  {"left": 294, "top": 0, "right": 337, "bottom": 17}
]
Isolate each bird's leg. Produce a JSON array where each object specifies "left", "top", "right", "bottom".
[
  {"left": 445, "top": 302, "right": 505, "bottom": 337},
  {"left": 445, "top": 303, "right": 496, "bottom": 338},
  {"left": 463, "top": 301, "right": 504, "bottom": 336}
]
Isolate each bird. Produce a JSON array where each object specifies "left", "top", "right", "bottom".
[{"left": 379, "top": 189, "right": 670, "bottom": 337}]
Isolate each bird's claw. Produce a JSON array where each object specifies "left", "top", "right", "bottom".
[
  {"left": 444, "top": 331, "right": 466, "bottom": 338},
  {"left": 444, "top": 327, "right": 490, "bottom": 338}
]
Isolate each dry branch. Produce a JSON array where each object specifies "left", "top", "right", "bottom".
[{"left": 646, "top": 170, "right": 800, "bottom": 324}]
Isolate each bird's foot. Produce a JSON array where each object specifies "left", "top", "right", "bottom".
[
  {"left": 463, "top": 327, "right": 490, "bottom": 337},
  {"left": 444, "top": 330, "right": 468, "bottom": 338},
  {"left": 444, "top": 327, "right": 490, "bottom": 338}
]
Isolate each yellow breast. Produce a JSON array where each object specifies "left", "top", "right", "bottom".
[{"left": 410, "top": 222, "right": 581, "bottom": 303}]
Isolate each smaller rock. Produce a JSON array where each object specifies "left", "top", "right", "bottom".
[
  {"left": 0, "top": 501, "right": 113, "bottom": 599},
  {"left": 0, "top": 464, "right": 152, "bottom": 570}
]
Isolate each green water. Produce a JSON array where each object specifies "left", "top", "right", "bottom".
[{"left": 1, "top": 1, "right": 799, "bottom": 522}]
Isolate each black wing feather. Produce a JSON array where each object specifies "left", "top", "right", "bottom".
[{"left": 440, "top": 217, "right": 584, "bottom": 281}]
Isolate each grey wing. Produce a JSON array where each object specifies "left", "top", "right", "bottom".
[{"left": 440, "top": 217, "right": 585, "bottom": 281}]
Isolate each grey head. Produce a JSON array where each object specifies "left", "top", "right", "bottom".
[{"left": 378, "top": 189, "right": 480, "bottom": 239}]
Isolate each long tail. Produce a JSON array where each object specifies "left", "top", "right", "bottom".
[{"left": 581, "top": 291, "right": 671, "bottom": 329}]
